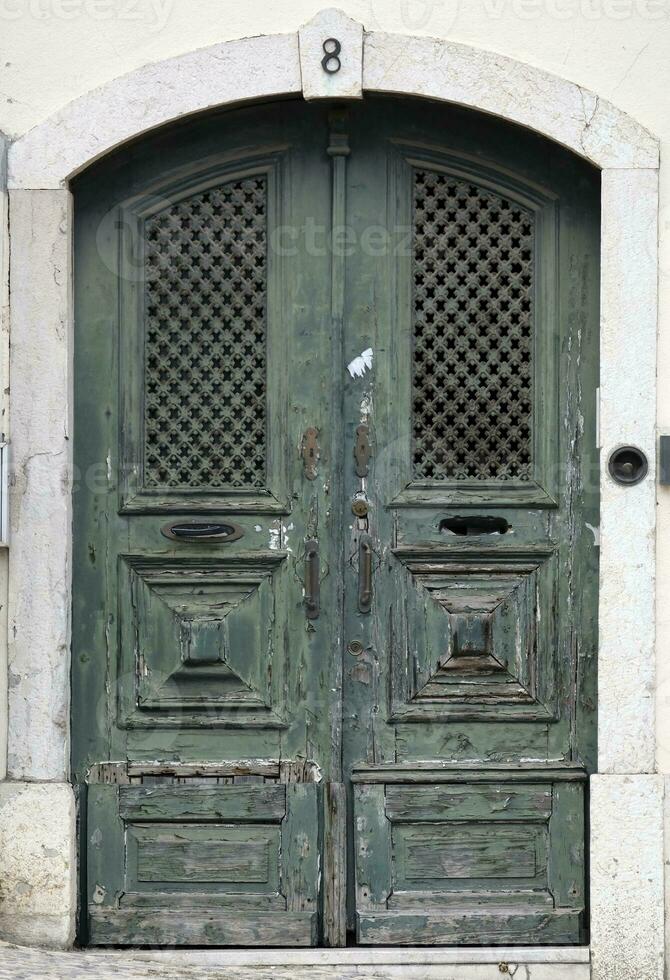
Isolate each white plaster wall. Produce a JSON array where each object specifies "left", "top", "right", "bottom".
[
  {"left": 6, "top": 188, "right": 72, "bottom": 781},
  {"left": 0, "top": 782, "right": 76, "bottom": 948},
  {"left": 0, "top": 0, "right": 668, "bottom": 147},
  {"left": 0, "top": 135, "right": 7, "bottom": 782}
]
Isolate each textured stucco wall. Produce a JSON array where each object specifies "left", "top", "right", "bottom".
[{"left": 0, "top": 135, "right": 7, "bottom": 783}]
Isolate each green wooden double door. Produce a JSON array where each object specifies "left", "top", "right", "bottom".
[{"left": 72, "top": 97, "right": 599, "bottom": 947}]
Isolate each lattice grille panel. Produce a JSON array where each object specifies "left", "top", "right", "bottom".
[
  {"left": 143, "top": 176, "right": 268, "bottom": 490},
  {"left": 411, "top": 169, "right": 534, "bottom": 481}
]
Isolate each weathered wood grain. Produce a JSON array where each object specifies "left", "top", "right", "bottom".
[
  {"left": 120, "top": 891, "right": 286, "bottom": 910},
  {"left": 351, "top": 765, "right": 587, "bottom": 783},
  {"left": 323, "top": 782, "right": 347, "bottom": 946},
  {"left": 384, "top": 784, "right": 552, "bottom": 822},
  {"left": 118, "top": 784, "right": 286, "bottom": 822},
  {"left": 398, "top": 827, "right": 538, "bottom": 881},
  {"left": 283, "top": 784, "right": 320, "bottom": 916},
  {"left": 135, "top": 833, "right": 272, "bottom": 884},
  {"left": 88, "top": 908, "right": 317, "bottom": 946},
  {"left": 357, "top": 910, "right": 584, "bottom": 945}
]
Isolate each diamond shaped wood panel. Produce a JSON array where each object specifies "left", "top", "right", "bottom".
[
  {"left": 389, "top": 547, "right": 558, "bottom": 721},
  {"left": 117, "top": 553, "right": 287, "bottom": 728}
]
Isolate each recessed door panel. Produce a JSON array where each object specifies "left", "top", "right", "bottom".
[
  {"left": 117, "top": 553, "right": 288, "bottom": 728},
  {"left": 87, "top": 782, "right": 320, "bottom": 945},
  {"left": 353, "top": 775, "right": 585, "bottom": 945},
  {"left": 388, "top": 545, "right": 559, "bottom": 722}
]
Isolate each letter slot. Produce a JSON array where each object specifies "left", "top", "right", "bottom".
[{"left": 440, "top": 516, "right": 510, "bottom": 537}]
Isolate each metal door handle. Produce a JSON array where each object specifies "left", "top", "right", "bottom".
[
  {"left": 161, "top": 520, "right": 243, "bottom": 542},
  {"left": 358, "top": 534, "right": 373, "bottom": 614},
  {"left": 305, "top": 539, "right": 320, "bottom": 620}
]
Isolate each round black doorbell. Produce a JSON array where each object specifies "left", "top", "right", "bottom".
[{"left": 607, "top": 445, "right": 648, "bottom": 485}]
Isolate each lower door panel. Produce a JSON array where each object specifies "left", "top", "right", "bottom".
[
  {"left": 353, "top": 771, "right": 586, "bottom": 946},
  {"left": 86, "top": 782, "right": 321, "bottom": 945}
]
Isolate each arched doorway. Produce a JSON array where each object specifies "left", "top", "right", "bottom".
[{"left": 71, "top": 95, "right": 599, "bottom": 947}]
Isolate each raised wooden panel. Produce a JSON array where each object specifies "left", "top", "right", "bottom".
[
  {"left": 87, "top": 782, "right": 321, "bottom": 945},
  {"left": 356, "top": 910, "right": 583, "bottom": 946},
  {"left": 384, "top": 784, "right": 552, "bottom": 822},
  {"left": 389, "top": 545, "right": 558, "bottom": 721},
  {"left": 353, "top": 775, "right": 586, "bottom": 946},
  {"left": 394, "top": 825, "right": 542, "bottom": 882},
  {"left": 118, "top": 784, "right": 287, "bottom": 821},
  {"left": 117, "top": 553, "right": 288, "bottom": 728},
  {"left": 129, "top": 825, "right": 277, "bottom": 886}
]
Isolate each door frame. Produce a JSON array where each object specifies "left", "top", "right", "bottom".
[{"left": 2, "top": 9, "right": 662, "bottom": 976}]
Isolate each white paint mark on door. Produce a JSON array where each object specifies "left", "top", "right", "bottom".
[
  {"left": 347, "top": 348, "right": 373, "bottom": 378},
  {"left": 92, "top": 884, "right": 107, "bottom": 905},
  {"left": 586, "top": 522, "right": 600, "bottom": 546},
  {"left": 269, "top": 521, "right": 281, "bottom": 550}
]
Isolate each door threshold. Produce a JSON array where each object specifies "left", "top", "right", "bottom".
[
  {"left": 0, "top": 942, "right": 591, "bottom": 980},
  {"left": 92, "top": 946, "right": 590, "bottom": 965}
]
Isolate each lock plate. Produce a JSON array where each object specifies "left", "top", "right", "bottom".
[
  {"left": 301, "top": 427, "right": 319, "bottom": 481},
  {"left": 354, "top": 424, "right": 371, "bottom": 478}
]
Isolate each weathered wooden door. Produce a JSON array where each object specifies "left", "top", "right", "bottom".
[
  {"left": 340, "top": 101, "right": 598, "bottom": 946},
  {"left": 73, "top": 98, "right": 598, "bottom": 947}
]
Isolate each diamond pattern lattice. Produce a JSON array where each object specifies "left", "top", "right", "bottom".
[
  {"left": 143, "top": 177, "right": 268, "bottom": 490},
  {"left": 411, "top": 169, "right": 534, "bottom": 481}
]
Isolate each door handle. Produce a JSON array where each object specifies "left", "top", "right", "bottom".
[
  {"left": 161, "top": 520, "right": 244, "bottom": 542},
  {"left": 358, "top": 534, "right": 373, "bottom": 614},
  {"left": 305, "top": 538, "right": 320, "bottom": 620}
]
